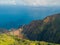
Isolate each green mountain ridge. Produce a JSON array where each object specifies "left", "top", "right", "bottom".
[{"left": 22, "top": 13, "right": 60, "bottom": 44}]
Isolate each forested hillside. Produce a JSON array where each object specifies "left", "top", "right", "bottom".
[{"left": 22, "top": 14, "right": 60, "bottom": 44}]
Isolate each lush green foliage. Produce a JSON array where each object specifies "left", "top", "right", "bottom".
[
  {"left": 0, "top": 34, "right": 15, "bottom": 45},
  {"left": 0, "top": 34, "right": 60, "bottom": 45}
]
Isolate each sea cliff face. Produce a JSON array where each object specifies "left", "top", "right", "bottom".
[{"left": 22, "top": 14, "right": 60, "bottom": 43}]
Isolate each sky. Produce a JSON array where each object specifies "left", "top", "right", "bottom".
[{"left": 0, "top": 0, "right": 60, "bottom": 6}]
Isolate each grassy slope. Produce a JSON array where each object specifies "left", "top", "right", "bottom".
[{"left": 0, "top": 34, "right": 60, "bottom": 45}]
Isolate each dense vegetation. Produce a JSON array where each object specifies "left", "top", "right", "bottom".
[
  {"left": 0, "top": 34, "right": 60, "bottom": 45},
  {"left": 22, "top": 14, "right": 60, "bottom": 44}
]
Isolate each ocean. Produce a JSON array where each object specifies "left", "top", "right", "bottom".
[{"left": 0, "top": 5, "right": 60, "bottom": 29}]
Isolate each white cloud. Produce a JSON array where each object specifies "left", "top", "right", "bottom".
[
  {"left": 0, "top": 0, "right": 60, "bottom": 6},
  {"left": 0, "top": 0, "right": 16, "bottom": 5},
  {"left": 16, "top": 0, "right": 60, "bottom": 6}
]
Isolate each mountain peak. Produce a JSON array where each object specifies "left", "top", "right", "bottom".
[{"left": 43, "top": 13, "right": 60, "bottom": 23}]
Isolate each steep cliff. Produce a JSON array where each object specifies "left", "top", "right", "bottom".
[{"left": 22, "top": 14, "right": 60, "bottom": 43}]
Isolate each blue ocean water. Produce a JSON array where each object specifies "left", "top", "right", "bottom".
[{"left": 0, "top": 5, "right": 60, "bottom": 29}]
